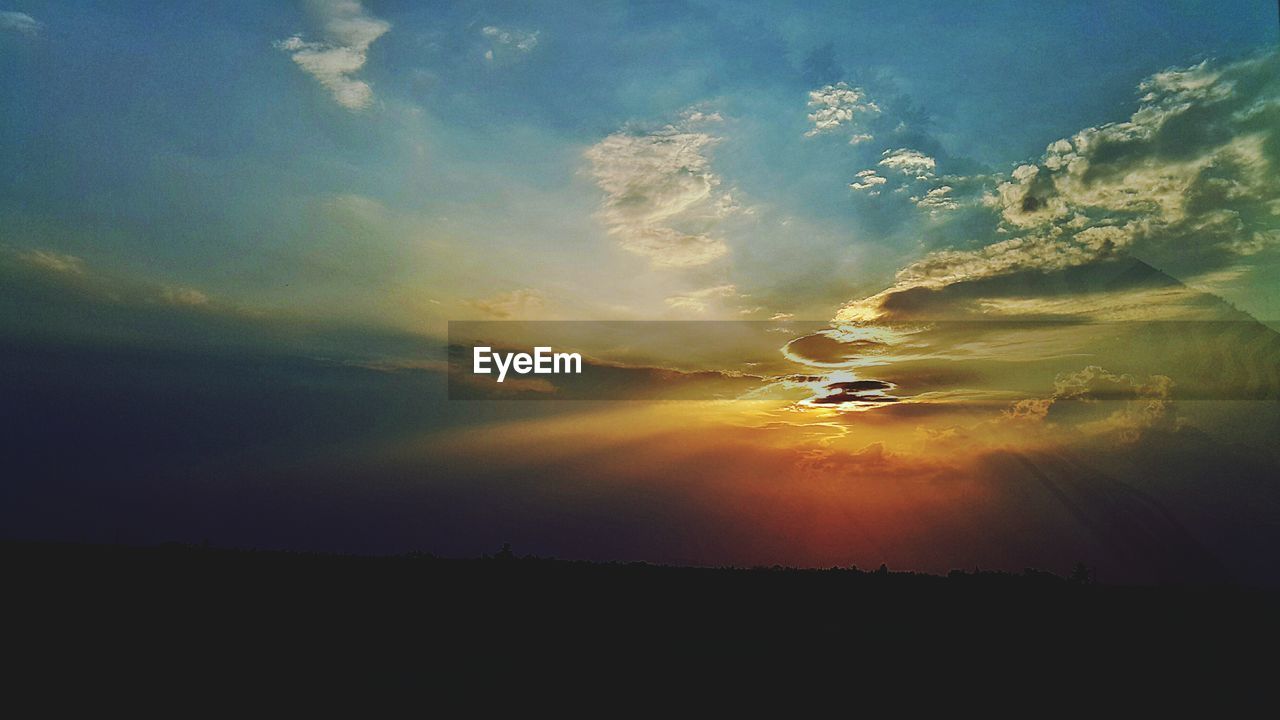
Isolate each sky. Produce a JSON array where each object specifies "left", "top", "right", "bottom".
[{"left": 3, "top": 1, "right": 1280, "bottom": 584}]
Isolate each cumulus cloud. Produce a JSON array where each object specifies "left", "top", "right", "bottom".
[
  {"left": 1006, "top": 366, "right": 1175, "bottom": 441},
  {"left": 913, "top": 185, "right": 958, "bottom": 212},
  {"left": 275, "top": 0, "right": 390, "bottom": 110},
  {"left": 1051, "top": 365, "right": 1173, "bottom": 403},
  {"left": 986, "top": 53, "right": 1278, "bottom": 265},
  {"left": 849, "top": 169, "right": 887, "bottom": 193},
  {"left": 848, "top": 149, "right": 944, "bottom": 205},
  {"left": 877, "top": 148, "right": 936, "bottom": 177},
  {"left": 805, "top": 82, "right": 880, "bottom": 139},
  {"left": 586, "top": 113, "right": 733, "bottom": 268},
  {"left": 837, "top": 52, "right": 1280, "bottom": 322},
  {"left": 0, "top": 10, "right": 40, "bottom": 36}
]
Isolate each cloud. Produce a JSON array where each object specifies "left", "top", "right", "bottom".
[
  {"left": 481, "top": 25, "right": 538, "bottom": 62},
  {"left": 791, "top": 373, "right": 901, "bottom": 409},
  {"left": 467, "top": 288, "right": 550, "bottom": 319},
  {"left": 781, "top": 325, "right": 908, "bottom": 367},
  {"left": 664, "top": 284, "right": 740, "bottom": 313},
  {"left": 585, "top": 113, "right": 732, "bottom": 268},
  {"left": 804, "top": 82, "right": 880, "bottom": 139},
  {"left": 0, "top": 10, "right": 40, "bottom": 36},
  {"left": 1005, "top": 366, "right": 1175, "bottom": 441},
  {"left": 985, "top": 53, "right": 1278, "bottom": 265},
  {"left": 913, "top": 185, "right": 958, "bottom": 212},
  {"left": 836, "top": 52, "right": 1280, "bottom": 322},
  {"left": 848, "top": 149, "right": 945, "bottom": 205},
  {"left": 19, "top": 250, "right": 86, "bottom": 276},
  {"left": 836, "top": 253, "right": 1216, "bottom": 322},
  {"left": 1050, "top": 365, "right": 1173, "bottom": 403},
  {"left": 878, "top": 148, "right": 936, "bottom": 177},
  {"left": 161, "top": 286, "right": 211, "bottom": 307},
  {"left": 275, "top": 0, "right": 391, "bottom": 110},
  {"left": 849, "top": 169, "right": 887, "bottom": 193}
]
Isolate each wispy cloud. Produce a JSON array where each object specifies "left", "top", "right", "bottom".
[
  {"left": 275, "top": 0, "right": 390, "bottom": 110},
  {"left": 0, "top": 10, "right": 41, "bottom": 36},
  {"left": 468, "top": 288, "right": 550, "bottom": 319},
  {"left": 481, "top": 25, "right": 538, "bottom": 62},
  {"left": 664, "top": 284, "right": 741, "bottom": 313},
  {"left": 585, "top": 111, "right": 733, "bottom": 268},
  {"left": 161, "top": 286, "right": 211, "bottom": 307},
  {"left": 18, "top": 249, "right": 85, "bottom": 275}
]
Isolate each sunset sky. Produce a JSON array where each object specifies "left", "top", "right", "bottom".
[{"left": 3, "top": 1, "right": 1279, "bottom": 584}]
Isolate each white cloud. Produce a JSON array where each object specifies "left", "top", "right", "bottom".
[
  {"left": 275, "top": 0, "right": 390, "bottom": 110},
  {"left": 805, "top": 82, "right": 880, "bottom": 139},
  {"left": 878, "top": 148, "right": 936, "bottom": 176},
  {"left": 913, "top": 185, "right": 958, "bottom": 211},
  {"left": 0, "top": 10, "right": 40, "bottom": 36},
  {"left": 586, "top": 113, "right": 732, "bottom": 268},
  {"left": 849, "top": 169, "right": 887, "bottom": 192}
]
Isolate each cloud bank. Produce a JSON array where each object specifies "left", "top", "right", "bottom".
[{"left": 838, "top": 52, "right": 1280, "bottom": 322}]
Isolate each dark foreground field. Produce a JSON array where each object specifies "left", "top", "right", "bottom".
[{"left": 5, "top": 540, "right": 1277, "bottom": 694}]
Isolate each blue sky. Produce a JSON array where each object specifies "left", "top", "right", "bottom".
[{"left": 2, "top": 1, "right": 1278, "bottom": 335}]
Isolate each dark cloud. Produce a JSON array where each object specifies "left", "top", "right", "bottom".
[
  {"left": 810, "top": 392, "right": 899, "bottom": 405},
  {"left": 826, "top": 380, "right": 893, "bottom": 392},
  {"left": 859, "top": 255, "right": 1223, "bottom": 321},
  {"left": 784, "top": 331, "right": 889, "bottom": 364}
]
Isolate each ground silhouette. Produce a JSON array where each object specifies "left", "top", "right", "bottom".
[{"left": 5, "top": 540, "right": 1277, "bottom": 692}]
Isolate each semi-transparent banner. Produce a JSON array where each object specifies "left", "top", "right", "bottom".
[{"left": 447, "top": 320, "right": 1280, "bottom": 403}]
